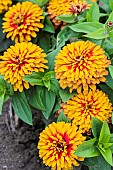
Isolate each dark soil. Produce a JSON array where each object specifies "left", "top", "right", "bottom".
[{"left": 0, "top": 102, "right": 50, "bottom": 170}]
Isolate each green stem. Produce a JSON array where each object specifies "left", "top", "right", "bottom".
[{"left": 101, "top": 38, "right": 105, "bottom": 48}]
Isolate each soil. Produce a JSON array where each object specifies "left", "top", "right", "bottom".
[{"left": 0, "top": 102, "right": 50, "bottom": 170}]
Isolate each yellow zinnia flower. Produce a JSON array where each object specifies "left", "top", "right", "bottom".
[
  {"left": 64, "top": 90, "right": 112, "bottom": 133},
  {"left": 0, "top": 42, "right": 48, "bottom": 92},
  {"left": 55, "top": 40, "right": 110, "bottom": 93},
  {"left": 2, "top": 1, "right": 44, "bottom": 43},
  {"left": 38, "top": 122, "right": 86, "bottom": 170},
  {"left": 47, "top": 0, "right": 91, "bottom": 29},
  {"left": 0, "top": 0, "right": 12, "bottom": 14}
]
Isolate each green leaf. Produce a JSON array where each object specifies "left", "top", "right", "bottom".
[
  {"left": 84, "top": 155, "right": 111, "bottom": 170},
  {"left": 74, "top": 138, "right": 99, "bottom": 157},
  {"left": 38, "top": 32, "right": 51, "bottom": 53},
  {"left": 56, "top": 14, "right": 76, "bottom": 23},
  {"left": 43, "top": 80, "right": 51, "bottom": 90},
  {"left": 23, "top": 72, "right": 44, "bottom": 86},
  {"left": 85, "top": 28, "right": 109, "bottom": 39},
  {"left": 59, "top": 88, "right": 76, "bottom": 103},
  {"left": 42, "top": 16, "right": 55, "bottom": 33},
  {"left": 109, "top": 65, "right": 113, "bottom": 79},
  {"left": 109, "top": 0, "right": 113, "bottom": 11},
  {"left": 86, "top": 2, "right": 100, "bottom": 22},
  {"left": 105, "top": 71, "right": 113, "bottom": 90},
  {"left": 12, "top": 91, "right": 32, "bottom": 125},
  {"left": 99, "top": 83, "right": 113, "bottom": 104},
  {"left": 57, "top": 111, "right": 70, "bottom": 123},
  {"left": 28, "top": 0, "right": 49, "bottom": 6},
  {"left": 109, "top": 30, "right": 113, "bottom": 42},
  {"left": 103, "top": 143, "right": 113, "bottom": 148},
  {"left": 41, "top": 87, "right": 56, "bottom": 119},
  {"left": 99, "top": 120, "right": 110, "bottom": 143},
  {"left": 0, "top": 92, "right": 5, "bottom": 115},
  {"left": 46, "top": 47, "right": 61, "bottom": 71},
  {"left": 106, "top": 11, "right": 113, "bottom": 23},
  {"left": 98, "top": 147, "right": 113, "bottom": 166},
  {"left": 69, "top": 22, "right": 103, "bottom": 34},
  {"left": 57, "top": 26, "right": 78, "bottom": 47},
  {"left": 50, "top": 79, "right": 60, "bottom": 94},
  {"left": 99, "top": 0, "right": 111, "bottom": 14},
  {"left": 26, "top": 86, "right": 46, "bottom": 111},
  {"left": 92, "top": 117, "right": 103, "bottom": 138}
]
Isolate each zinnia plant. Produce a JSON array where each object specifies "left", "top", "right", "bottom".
[
  {"left": 0, "top": 0, "right": 113, "bottom": 170},
  {"left": 0, "top": 42, "right": 48, "bottom": 92},
  {"left": 2, "top": 1, "right": 44, "bottom": 42},
  {"left": 64, "top": 90, "right": 113, "bottom": 133},
  {"left": 38, "top": 122, "right": 86, "bottom": 169}
]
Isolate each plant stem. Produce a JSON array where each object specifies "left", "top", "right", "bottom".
[{"left": 101, "top": 38, "right": 105, "bottom": 48}]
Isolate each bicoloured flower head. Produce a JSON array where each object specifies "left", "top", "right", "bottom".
[
  {"left": 64, "top": 90, "right": 112, "bottom": 133},
  {"left": 38, "top": 122, "right": 86, "bottom": 170},
  {"left": 55, "top": 40, "right": 110, "bottom": 93},
  {"left": 0, "top": 42, "right": 48, "bottom": 92},
  {"left": 2, "top": 1, "right": 44, "bottom": 43},
  {"left": 0, "top": 0, "right": 12, "bottom": 14},
  {"left": 47, "top": 0, "right": 91, "bottom": 29}
]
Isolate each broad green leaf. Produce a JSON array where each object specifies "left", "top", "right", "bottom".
[
  {"left": 57, "top": 26, "right": 77, "bottom": 47},
  {"left": 109, "top": 30, "right": 113, "bottom": 42},
  {"left": 99, "top": 120, "right": 110, "bottom": 143},
  {"left": 50, "top": 79, "right": 60, "bottom": 94},
  {"left": 109, "top": 134, "right": 113, "bottom": 152},
  {"left": 84, "top": 155, "right": 111, "bottom": 170},
  {"left": 86, "top": 2, "right": 100, "bottom": 22},
  {"left": 105, "top": 73, "right": 113, "bottom": 90},
  {"left": 109, "top": 65, "right": 113, "bottom": 79},
  {"left": 12, "top": 91, "right": 32, "bottom": 125},
  {"left": 56, "top": 14, "right": 76, "bottom": 23},
  {"left": 28, "top": 0, "right": 49, "bottom": 6},
  {"left": 59, "top": 88, "right": 76, "bottom": 102},
  {"left": 99, "top": 0, "right": 111, "bottom": 14},
  {"left": 98, "top": 147, "right": 113, "bottom": 166},
  {"left": 106, "top": 11, "right": 113, "bottom": 23},
  {"left": 92, "top": 117, "right": 103, "bottom": 138},
  {"left": 99, "top": 83, "right": 113, "bottom": 104},
  {"left": 57, "top": 111, "right": 70, "bottom": 123},
  {"left": 109, "top": 0, "right": 113, "bottom": 11},
  {"left": 41, "top": 87, "right": 56, "bottom": 119},
  {"left": 85, "top": 28, "right": 109, "bottom": 39},
  {"left": 69, "top": 22, "right": 103, "bottom": 34},
  {"left": 26, "top": 86, "right": 46, "bottom": 111},
  {"left": 38, "top": 32, "right": 51, "bottom": 53},
  {"left": 43, "top": 80, "right": 51, "bottom": 90},
  {"left": 46, "top": 47, "right": 61, "bottom": 71},
  {"left": 103, "top": 143, "right": 113, "bottom": 148},
  {"left": 42, "top": 16, "right": 55, "bottom": 33},
  {"left": 23, "top": 72, "right": 44, "bottom": 86},
  {"left": 74, "top": 138, "right": 99, "bottom": 157}
]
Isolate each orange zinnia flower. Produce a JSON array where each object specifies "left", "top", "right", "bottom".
[
  {"left": 55, "top": 40, "right": 110, "bottom": 93},
  {"left": 0, "top": 0, "right": 12, "bottom": 14},
  {"left": 2, "top": 1, "right": 44, "bottom": 43},
  {"left": 0, "top": 42, "right": 48, "bottom": 92},
  {"left": 38, "top": 122, "right": 86, "bottom": 170},
  {"left": 64, "top": 90, "right": 112, "bottom": 133}
]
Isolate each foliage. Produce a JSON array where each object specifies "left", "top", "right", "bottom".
[{"left": 1, "top": 0, "right": 113, "bottom": 169}]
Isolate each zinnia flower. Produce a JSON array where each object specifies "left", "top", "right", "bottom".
[
  {"left": 2, "top": 1, "right": 44, "bottom": 43},
  {"left": 64, "top": 90, "right": 112, "bottom": 133},
  {"left": 55, "top": 40, "right": 110, "bottom": 93},
  {"left": 0, "top": 42, "right": 48, "bottom": 92},
  {"left": 38, "top": 122, "right": 86, "bottom": 170},
  {"left": 47, "top": 0, "right": 91, "bottom": 29},
  {"left": 0, "top": 0, "right": 12, "bottom": 14}
]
